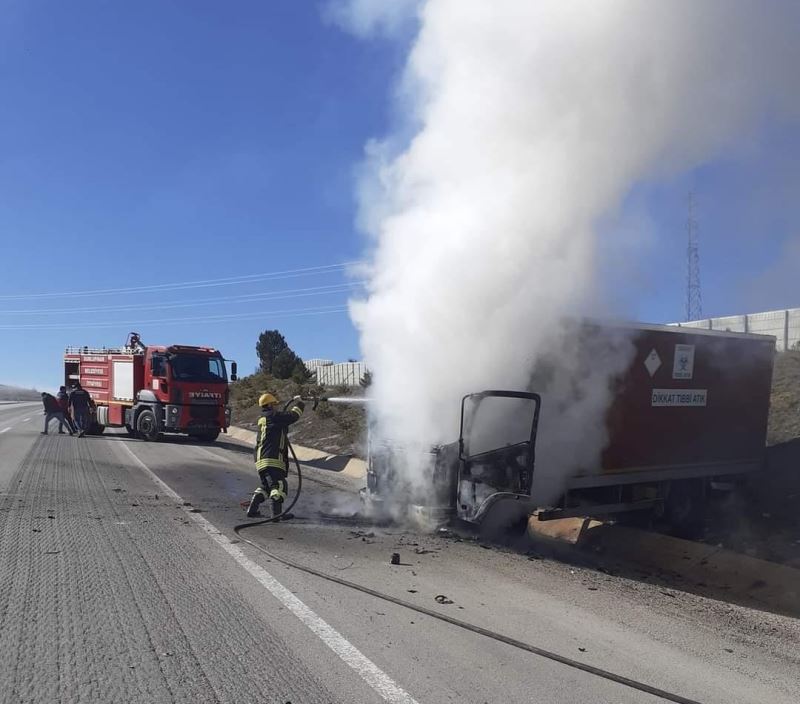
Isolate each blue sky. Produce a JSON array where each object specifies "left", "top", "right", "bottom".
[{"left": 1, "top": 1, "right": 798, "bottom": 390}]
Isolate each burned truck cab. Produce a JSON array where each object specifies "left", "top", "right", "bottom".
[{"left": 362, "top": 391, "right": 542, "bottom": 527}]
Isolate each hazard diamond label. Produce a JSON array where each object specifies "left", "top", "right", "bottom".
[{"left": 644, "top": 349, "right": 661, "bottom": 377}]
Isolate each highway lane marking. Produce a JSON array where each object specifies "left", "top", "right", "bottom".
[
  {"left": 22, "top": 417, "right": 31, "bottom": 422},
  {"left": 117, "top": 441, "right": 420, "bottom": 704},
  {"left": 0, "top": 428, "right": 10, "bottom": 434}
]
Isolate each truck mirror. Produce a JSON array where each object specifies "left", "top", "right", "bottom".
[{"left": 230, "top": 361, "right": 238, "bottom": 382}]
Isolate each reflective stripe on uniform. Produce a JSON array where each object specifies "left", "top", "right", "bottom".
[
  {"left": 255, "top": 416, "right": 268, "bottom": 466},
  {"left": 269, "top": 481, "right": 287, "bottom": 501},
  {"left": 256, "top": 458, "right": 287, "bottom": 471}
]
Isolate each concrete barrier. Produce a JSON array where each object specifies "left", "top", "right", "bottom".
[
  {"left": 226, "top": 426, "right": 367, "bottom": 480},
  {"left": 529, "top": 516, "right": 800, "bottom": 617}
]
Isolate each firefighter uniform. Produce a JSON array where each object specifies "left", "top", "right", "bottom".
[{"left": 247, "top": 394, "right": 305, "bottom": 518}]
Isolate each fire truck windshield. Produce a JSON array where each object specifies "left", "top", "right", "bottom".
[{"left": 168, "top": 354, "right": 227, "bottom": 383}]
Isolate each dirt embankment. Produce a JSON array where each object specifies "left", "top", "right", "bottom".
[
  {"left": 234, "top": 350, "right": 800, "bottom": 460},
  {"left": 230, "top": 372, "right": 367, "bottom": 457},
  {"left": 767, "top": 350, "right": 800, "bottom": 445}
]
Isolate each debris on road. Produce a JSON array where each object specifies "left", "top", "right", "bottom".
[
  {"left": 435, "top": 594, "right": 454, "bottom": 604},
  {"left": 390, "top": 553, "right": 400, "bottom": 565},
  {"left": 578, "top": 647, "right": 586, "bottom": 653}
]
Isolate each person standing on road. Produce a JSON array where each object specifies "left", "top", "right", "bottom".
[
  {"left": 56, "top": 385, "right": 76, "bottom": 434},
  {"left": 246, "top": 393, "right": 305, "bottom": 519},
  {"left": 40, "top": 392, "right": 72, "bottom": 435},
  {"left": 69, "top": 383, "right": 92, "bottom": 438}
]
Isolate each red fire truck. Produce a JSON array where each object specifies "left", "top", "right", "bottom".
[{"left": 63, "top": 332, "right": 237, "bottom": 442}]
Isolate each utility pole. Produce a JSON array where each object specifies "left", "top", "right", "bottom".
[{"left": 685, "top": 192, "right": 702, "bottom": 322}]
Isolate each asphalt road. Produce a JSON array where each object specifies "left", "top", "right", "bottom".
[{"left": 1, "top": 402, "right": 798, "bottom": 704}]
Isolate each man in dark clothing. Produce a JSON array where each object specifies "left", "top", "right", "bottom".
[
  {"left": 41, "top": 392, "right": 72, "bottom": 435},
  {"left": 246, "top": 393, "right": 305, "bottom": 518},
  {"left": 56, "top": 386, "right": 76, "bottom": 434},
  {"left": 69, "top": 383, "right": 92, "bottom": 438}
]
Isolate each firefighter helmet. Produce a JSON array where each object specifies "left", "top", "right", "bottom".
[{"left": 258, "top": 393, "right": 279, "bottom": 407}]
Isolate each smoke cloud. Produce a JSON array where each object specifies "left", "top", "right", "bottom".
[{"left": 343, "top": 0, "right": 800, "bottom": 499}]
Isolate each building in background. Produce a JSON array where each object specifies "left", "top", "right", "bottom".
[
  {"left": 304, "top": 359, "right": 370, "bottom": 387},
  {"left": 672, "top": 308, "right": 800, "bottom": 351}
]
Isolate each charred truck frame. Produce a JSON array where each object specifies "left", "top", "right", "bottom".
[
  {"left": 63, "top": 332, "right": 237, "bottom": 442},
  {"left": 358, "top": 322, "right": 775, "bottom": 537}
]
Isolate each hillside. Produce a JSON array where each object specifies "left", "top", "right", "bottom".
[
  {"left": 0, "top": 384, "right": 40, "bottom": 401},
  {"left": 232, "top": 350, "right": 800, "bottom": 460},
  {"left": 766, "top": 350, "right": 800, "bottom": 445},
  {"left": 230, "top": 372, "right": 367, "bottom": 456}
]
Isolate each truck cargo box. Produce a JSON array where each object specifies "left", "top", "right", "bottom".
[{"left": 597, "top": 324, "right": 774, "bottom": 476}]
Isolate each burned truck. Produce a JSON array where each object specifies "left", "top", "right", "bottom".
[{"left": 355, "top": 322, "right": 775, "bottom": 537}]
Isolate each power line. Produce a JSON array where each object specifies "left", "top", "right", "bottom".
[
  {"left": 0, "top": 262, "right": 357, "bottom": 301},
  {"left": 0, "top": 282, "right": 364, "bottom": 315},
  {"left": 0, "top": 304, "right": 350, "bottom": 330}
]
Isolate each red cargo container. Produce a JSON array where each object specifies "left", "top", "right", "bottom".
[
  {"left": 544, "top": 323, "right": 775, "bottom": 535},
  {"left": 588, "top": 323, "right": 773, "bottom": 475}
]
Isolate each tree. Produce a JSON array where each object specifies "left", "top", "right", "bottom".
[
  {"left": 272, "top": 348, "right": 300, "bottom": 379},
  {"left": 256, "top": 330, "right": 289, "bottom": 374},
  {"left": 291, "top": 360, "right": 312, "bottom": 384}
]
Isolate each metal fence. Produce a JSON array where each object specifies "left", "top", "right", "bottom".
[
  {"left": 304, "top": 359, "right": 334, "bottom": 373},
  {"left": 672, "top": 308, "right": 800, "bottom": 351},
  {"left": 313, "top": 362, "right": 369, "bottom": 387}
]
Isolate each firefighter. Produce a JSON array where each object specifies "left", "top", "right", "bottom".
[{"left": 246, "top": 393, "right": 305, "bottom": 518}]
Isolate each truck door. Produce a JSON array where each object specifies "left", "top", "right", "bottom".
[{"left": 456, "top": 390, "right": 541, "bottom": 523}]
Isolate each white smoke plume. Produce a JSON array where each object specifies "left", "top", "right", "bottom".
[{"left": 343, "top": 0, "right": 800, "bottom": 499}]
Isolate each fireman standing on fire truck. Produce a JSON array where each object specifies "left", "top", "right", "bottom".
[{"left": 246, "top": 393, "right": 305, "bottom": 518}]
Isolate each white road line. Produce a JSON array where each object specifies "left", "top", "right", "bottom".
[
  {"left": 22, "top": 417, "right": 31, "bottom": 422},
  {"left": 0, "top": 428, "right": 11, "bottom": 434},
  {"left": 117, "top": 441, "right": 420, "bottom": 704}
]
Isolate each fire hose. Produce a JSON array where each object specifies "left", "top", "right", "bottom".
[{"left": 232, "top": 406, "right": 704, "bottom": 704}]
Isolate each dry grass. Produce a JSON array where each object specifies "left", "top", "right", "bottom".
[
  {"left": 230, "top": 372, "right": 367, "bottom": 456},
  {"left": 767, "top": 350, "right": 800, "bottom": 445}
]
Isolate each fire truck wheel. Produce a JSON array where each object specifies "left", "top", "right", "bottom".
[
  {"left": 136, "top": 409, "right": 160, "bottom": 442},
  {"left": 90, "top": 424, "right": 105, "bottom": 436},
  {"left": 195, "top": 430, "right": 220, "bottom": 443}
]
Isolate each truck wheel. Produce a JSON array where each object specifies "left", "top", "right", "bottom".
[
  {"left": 137, "top": 410, "right": 160, "bottom": 442},
  {"left": 196, "top": 430, "right": 220, "bottom": 443},
  {"left": 91, "top": 424, "right": 105, "bottom": 436},
  {"left": 665, "top": 480, "right": 706, "bottom": 539}
]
